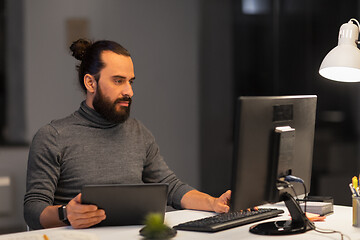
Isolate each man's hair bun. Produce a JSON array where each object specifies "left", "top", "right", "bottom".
[
  {"left": 70, "top": 38, "right": 131, "bottom": 93},
  {"left": 69, "top": 39, "right": 92, "bottom": 61}
]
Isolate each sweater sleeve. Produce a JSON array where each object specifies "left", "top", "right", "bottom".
[
  {"left": 141, "top": 126, "right": 194, "bottom": 209},
  {"left": 23, "top": 124, "right": 61, "bottom": 230}
]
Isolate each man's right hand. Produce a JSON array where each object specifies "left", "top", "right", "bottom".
[{"left": 66, "top": 193, "right": 106, "bottom": 229}]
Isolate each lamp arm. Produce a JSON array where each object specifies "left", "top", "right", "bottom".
[
  {"left": 350, "top": 18, "right": 360, "bottom": 27},
  {"left": 349, "top": 18, "right": 360, "bottom": 45}
]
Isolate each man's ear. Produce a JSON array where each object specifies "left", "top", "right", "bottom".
[{"left": 84, "top": 74, "right": 97, "bottom": 93}]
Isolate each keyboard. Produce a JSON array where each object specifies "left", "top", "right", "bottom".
[{"left": 173, "top": 208, "right": 284, "bottom": 232}]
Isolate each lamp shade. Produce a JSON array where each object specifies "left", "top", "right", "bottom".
[{"left": 319, "top": 20, "right": 360, "bottom": 82}]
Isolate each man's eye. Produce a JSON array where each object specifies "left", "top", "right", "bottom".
[
  {"left": 115, "top": 79, "right": 124, "bottom": 84},
  {"left": 114, "top": 79, "right": 134, "bottom": 85}
]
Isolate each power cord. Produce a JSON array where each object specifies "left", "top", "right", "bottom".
[
  {"left": 278, "top": 177, "right": 306, "bottom": 212},
  {"left": 308, "top": 221, "right": 351, "bottom": 240},
  {"left": 284, "top": 175, "right": 307, "bottom": 212},
  {"left": 283, "top": 175, "right": 351, "bottom": 240}
]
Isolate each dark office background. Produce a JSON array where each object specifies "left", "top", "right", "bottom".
[
  {"left": 0, "top": 0, "right": 359, "bottom": 234},
  {"left": 200, "top": 0, "right": 360, "bottom": 206},
  {"left": 0, "top": 3, "right": 359, "bottom": 229},
  {"left": 0, "top": 0, "right": 5, "bottom": 144}
]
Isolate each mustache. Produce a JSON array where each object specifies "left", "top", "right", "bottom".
[{"left": 114, "top": 97, "right": 132, "bottom": 105}]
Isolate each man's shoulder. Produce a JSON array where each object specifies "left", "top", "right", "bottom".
[
  {"left": 48, "top": 113, "right": 79, "bottom": 129},
  {"left": 125, "top": 117, "right": 142, "bottom": 127},
  {"left": 125, "top": 118, "right": 149, "bottom": 131},
  {"left": 34, "top": 113, "right": 79, "bottom": 137},
  {"left": 125, "top": 118, "right": 155, "bottom": 139}
]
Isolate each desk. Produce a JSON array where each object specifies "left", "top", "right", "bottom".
[{"left": 1, "top": 203, "right": 359, "bottom": 240}]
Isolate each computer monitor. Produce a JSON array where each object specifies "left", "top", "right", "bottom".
[{"left": 230, "top": 95, "right": 317, "bottom": 235}]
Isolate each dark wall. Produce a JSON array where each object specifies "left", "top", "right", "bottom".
[
  {"left": 200, "top": 0, "right": 360, "bottom": 205},
  {"left": 199, "top": 0, "right": 234, "bottom": 196},
  {"left": 0, "top": 0, "right": 6, "bottom": 143}
]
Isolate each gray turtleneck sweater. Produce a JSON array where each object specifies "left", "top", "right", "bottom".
[{"left": 23, "top": 101, "right": 194, "bottom": 230}]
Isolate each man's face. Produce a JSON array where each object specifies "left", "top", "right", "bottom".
[{"left": 93, "top": 51, "right": 135, "bottom": 123}]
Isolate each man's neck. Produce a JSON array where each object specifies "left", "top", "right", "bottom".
[{"left": 85, "top": 95, "right": 95, "bottom": 110}]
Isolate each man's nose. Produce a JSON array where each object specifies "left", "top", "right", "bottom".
[{"left": 123, "top": 82, "right": 134, "bottom": 98}]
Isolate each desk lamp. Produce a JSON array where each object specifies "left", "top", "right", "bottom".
[{"left": 319, "top": 18, "right": 360, "bottom": 82}]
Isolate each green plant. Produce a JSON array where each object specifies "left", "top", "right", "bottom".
[{"left": 139, "top": 213, "right": 177, "bottom": 239}]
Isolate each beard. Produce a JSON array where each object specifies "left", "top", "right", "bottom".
[{"left": 93, "top": 86, "right": 132, "bottom": 124}]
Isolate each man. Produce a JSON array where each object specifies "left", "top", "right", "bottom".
[{"left": 24, "top": 39, "right": 231, "bottom": 230}]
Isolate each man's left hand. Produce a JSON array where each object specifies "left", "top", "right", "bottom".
[
  {"left": 211, "top": 190, "right": 231, "bottom": 213},
  {"left": 181, "top": 189, "right": 231, "bottom": 213}
]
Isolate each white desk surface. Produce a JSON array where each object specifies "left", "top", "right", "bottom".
[{"left": 1, "top": 203, "right": 360, "bottom": 240}]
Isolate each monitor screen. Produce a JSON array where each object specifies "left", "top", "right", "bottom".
[{"left": 230, "top": 95, "right": 317, "bottom": 211}]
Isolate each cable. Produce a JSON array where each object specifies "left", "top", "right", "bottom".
[
  {"left": 284, "top": 175, "right": 351, "bottom": 240},
  {"left": 308, "top": 221, "right": 351, "bottom": 240},
  {"left": 300, "top": 181, "right": 307, "bottom": 213},
  {"left": 277, "top": 179, "right": 297, "bottom": 197},
  {"left": 283, "top": 175, "right": 307, "bottom": 213},
  {"left": 277, "top": 179, "right": 299, "bottom": 200}
]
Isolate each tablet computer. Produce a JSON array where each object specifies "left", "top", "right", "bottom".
[{"left": 81, "top": 183, "right": 168, "bottom": 226}]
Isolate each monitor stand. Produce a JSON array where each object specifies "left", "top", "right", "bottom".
[{"left": 249, "top": 192, "right": 313, "bottom": 235}]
